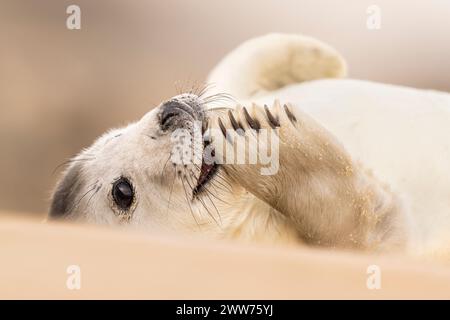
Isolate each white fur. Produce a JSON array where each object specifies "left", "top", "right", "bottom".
[
  {"left": 52, "top": 33, "right": 450, "bottom": 259},
  {"left": 209, "top": 33, "right": 450, "bottom": 258},
  {"left": 208, "top": 33, "right": 347, "bottom": 99}
]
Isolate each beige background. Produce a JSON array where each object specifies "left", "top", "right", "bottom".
[
  {"left": 1, "top": 0, "right": 449, "bottom": 214},
  {"left": 2, "top": 215, "right": 450, "bottom": 299}
]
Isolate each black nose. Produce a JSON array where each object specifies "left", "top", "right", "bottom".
[{"left": 159, "top": 100, "right": 197, "bottom": 130}]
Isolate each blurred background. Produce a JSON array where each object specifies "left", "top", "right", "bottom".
[{"left": 0, "top": 0, "right": 449, "bottom": 216}]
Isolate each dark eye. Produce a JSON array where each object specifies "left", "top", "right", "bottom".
[{"left": 112, "top": 178, "right": 134, "bottom": 210}]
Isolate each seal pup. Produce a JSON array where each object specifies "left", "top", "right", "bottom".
[{"left": 50, "top": 34, "right": 450, "bottom": 258}]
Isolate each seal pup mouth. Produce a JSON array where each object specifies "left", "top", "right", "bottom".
[
  {"left": 193, "top": 121, "right": 218, "bottom": 196},
  {"left": 193, "top": 159, "right": 218, "bottom": 196}
]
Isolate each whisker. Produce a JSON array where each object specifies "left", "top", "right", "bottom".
[
  {"left": 160, "top": 154, "right": 172, "bottom": 179},
  {"left": 174, "top": 80, "right": 182, "bottom": 96},
  {"left": 197, "top": 193, "right": 220, "bottom": 226},
  {"left": 191, "top": 81, "right": 205, "bottom": 96},
  {"left": 197, "top": 83, "right": 216, "bottom": 98},
  {"left": 203, "top": 92, "right": 236, "bottom": 101},
  {"left": 191, "top": 162, "right": 233, "bottom": 193},
  {"left": 190, "top": 163, "right": 233, "bottom": 201},
  {"left": 185, "top": 167, "right": 222, "bottom": 226},
  {"left": 211, "top": 170, "right": 234, "bottom": 191},
  {"left": 85, "top": 184, "right": 102, "bottom": 211},
  {"left": 52, "top": 157, "right": 95, "bottom": 175},
  {"left": 187, "top": 169, "right": 219, "bottom": 225},
  {"left": 165, "top": 165, "right": 177, "bottom": 216},
  {"left": 205, "top": 106, "right": 235, "bottom": 111},
  {"left": 180, "top": 175, "right": 200, "bottom": 227},
  {"left": 71, "top": 184, "right": 97, "bottom": 213},
  {"left": 184, "top": 170, "right": 197, "bottom": 198},
  {"left": 200, "top": 185, "right": 222, "bottom": 224},
  {"left": 203, "top": 182, "right": 231, "bottom": 205}
]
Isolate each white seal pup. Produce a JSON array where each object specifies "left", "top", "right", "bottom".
[{"left": 50, "top": 34, "right": 450, "bottom": 259}]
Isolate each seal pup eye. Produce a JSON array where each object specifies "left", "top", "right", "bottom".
[{"left": 112, "top": 177, "right": 135, "bottom": 210}]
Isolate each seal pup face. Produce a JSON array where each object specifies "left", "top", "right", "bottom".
[{"left": 49, "top": 93, "right": 227, "bottom": 235}]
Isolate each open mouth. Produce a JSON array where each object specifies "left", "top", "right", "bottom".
[
  {"left": 193, "top": 126, "right": 218, "bottom": 196},
  {"left": 193, "top": 159, "right": 218, "bottom": 197}
]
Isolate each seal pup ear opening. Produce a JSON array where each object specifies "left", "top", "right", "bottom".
[{"left": 207, "top": 33, "right": 347, "bottom": 100}]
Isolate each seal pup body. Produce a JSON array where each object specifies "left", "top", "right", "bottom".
[{"left": 50, "top": 34, "right": 450, "bottom": 258}]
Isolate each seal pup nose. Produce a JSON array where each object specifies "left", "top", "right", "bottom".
[
  {"left": 158, "top": 100, "right": 193, "bottom": 130},
  {"left": 158, "top": 95, "right": 205, "bottom": 131}
]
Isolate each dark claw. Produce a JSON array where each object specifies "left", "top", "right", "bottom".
[
  {"left": 283, "top": 104, "right": 297, "bottom": 123},
  {"left": 228, "top": 111, "right": 244, "bottom": 135},
  {"left": 264, "top": 105, "right": 280, "bottom": 128},
  {"left": 242, "top": 107, "right": 261, "bottom": 131},
  {"left": 218, "top": 117, "right": 227, "bottom": 137},
  {"left": 218, "top": 117, "right": 234, "bottom": 144},
  {"left": 228, "top": 110, "right": 240, "bottom": 130},
  {"left": 202, "top": 118, "right": 209, "bottom": 134}
]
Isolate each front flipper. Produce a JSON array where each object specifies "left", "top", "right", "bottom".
[{"left": 209, "top": 101, "right": 407, "bottom": 250}]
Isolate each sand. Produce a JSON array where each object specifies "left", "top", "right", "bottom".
[{"left": 1, "top": 213, "right": 449, "bottom": 299}]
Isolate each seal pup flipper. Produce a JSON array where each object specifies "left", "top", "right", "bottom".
[
  {"left": 207, "top": 33, "right": 347, "bottom": 100},
  {"left": 210, "top": 101, "right": 407, "bottom": 250}
]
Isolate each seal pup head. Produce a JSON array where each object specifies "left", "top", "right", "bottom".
[{"left": 49, "top": 93, "right": 231, "bottom": 235}]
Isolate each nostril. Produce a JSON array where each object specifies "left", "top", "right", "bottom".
[{"left": 160, "top": 110, "right": 180, "bottom": 127}]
